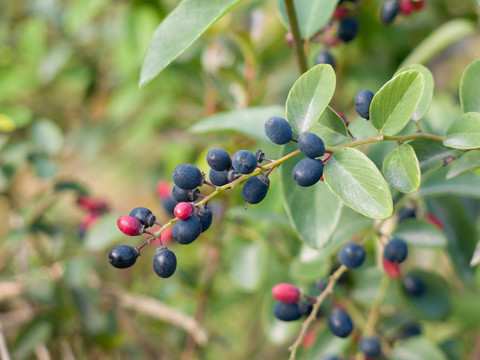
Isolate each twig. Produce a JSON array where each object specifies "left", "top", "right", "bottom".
[
  {"left": 0, "top": 321, "right": 11, "bottom": 360},
  {"left": 283, "top": 0, "right": 308, "bottom": 74}
]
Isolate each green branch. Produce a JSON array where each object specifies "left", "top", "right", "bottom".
[{"left": 283, "top": 0, "right": 308, "bottom": 74}]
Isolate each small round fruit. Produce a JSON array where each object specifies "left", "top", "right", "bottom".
[
  {"left": 241, "top": 174, "right": 270, "bottom": 204},
  {"left": 206, "top": 148, "right": 232, "bottom": 171},
  {"left": 174, "top": 202, "right": 194, "bottom": 220},
  {"left": 383, "top": 238, "right": 408, "bottom": 264},
  {"left": 292, "top": 158, "right": 324, "bottom": 187},
  {"left": 381, "top": 0, "right": 399, "bottom": 25},
  {"left": 172, "top": 186, "right": 200, "bottom": 203},
  {"left": 195, "top": 206, "right": 213, "bottom": 233},
  {"left": 328, "top": 309, "right": 353, "bottom": 338},
  {"left": 264, "top": 117, "right": 293, "bottom": 145},
  {"left": 109, "top": 245, "right": 140, "bottom": 269},
  {"left": 209, "top": 169, "right": 229, "bottom": 186},
  {"left": 162, "top": 196, "right": 177, "bottom": 215},
  {"left": 117, "top": 216, "right": 144, "bottom": 236},
  {"left": 402, "top": 275, "right": 425, "bottom": 296},
  {"left": 129, "top": 207, "right": 156, "bottom": 227},
  {"left": 315, "top": 50, "right": 336, "bottom": 69},
  {"left": 173, "top": 216, "right": 202, "bottom": 244},
  {"left": 383, "top": 258, "right": 401, "bottom": 279},
  {"left": 399, "top": 0, "right": 414, "bottom": 15},
  {"left": 397, "top": 207, "right": 416, "bottom": 223},
  {"left": 338, "top": 242, "right": 366, "bottom": 269},
  {"left": 298, "top": 132, "right": 325, "bottom": 158},
  {"left": 153, "top": 247, "right": 177, "bottom": 278},
  {"left": 172, "top": 164, "right": 204, "bottom": 190},
  {"left": 412, "top": 0, "right": 424, "bottom": 10},
  {"left": 273, "top": 302, "right": 303, "bottom": 322},
  {"left": 398, "top": 323, "right": 422, "bottom": 339},
  {"left": 359, "top": 337, "right": 382, "bottom": 358},
  {"left": 338, "top": 17, "right": 359, "bottom": 43},
  {"left": 272, "top": 283, "right": 300, "bottom": 303},
  {"left": 354, "top": 89, "right": 374, "bottom": 119},
  {"left": 232, "top": 150, "right": 258, "bottom": 174}
]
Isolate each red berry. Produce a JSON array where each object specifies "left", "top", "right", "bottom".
[
  {"left": 412, "top": 0, "right": 424, "bottom": 10},
  {"left": 399, "top": 0, "right": 414, "bottom": 15},
  {"left": 160, "top": 226, "right": 174, "bottom": 245},
  {"left": 383, "top": 258, "right": 401, "bottom": 279},
  {"left": 174, "top": 202, "right": 194, "bottom": 220},
  {"left": 117, "top": 216, "right": 144, "bottom": 236},
  {"left": 302, "top": 331, "right": 316, "bottom": 348},
  {"left": 80, "top": 212, "right": 99, "bottom": 229},
  {"left": 272, "top": 283, "right": 300, "bottom": 303},
  {"left": 77, "top": 196, "right": 108, "bottom": 213},
  {"left": 425, "top": 214, "right": 444, "bottom": 230},
  {"left": 156, "top": 180, "right": 171, "bottom": 199},
  {"left": 333, "top": 6, "right": 349, "bottom": 20}
]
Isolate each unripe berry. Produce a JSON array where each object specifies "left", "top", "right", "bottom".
[
  {"left": 402, "top": 275, "right": 425, "bottom": 296},
  {"left": 338, "top": 17, "right": 359, "bottom": 43},
  {"left": 109, "top": 245, "right": 140, "bottom": 269},
  {"left": 383, "top": 238, "right": 408, "bottom": 264},
  {"left": 156, "top": 180, "right": 171, "bottom": 199},
  {"left": 264, "top": 117, "right": 293, "bottom": 145},
  {"left": 359, "top": 337, "right": 382, "bottom": 358},
  {"left": 412, "top": 0, "right": 424, "bottom": 10},
  {"left": 383, "top": 258, "right": 401, "bottom": 279},
  {"left": 153, "top": 247, "right": 177, "bottom": 278},
  {"left": 174, "top": 202, "right": 194, "bottom": 220},
  {"left": 232, "top": 150, "right": 258, "bottom": 174},
  {"left": 173, "top": 216, "right": 202, "bottom": 244},
  {"left": 298, "top": 132, "right": 325, "bottom": 158},
  {"left": 399, "top": 0, "right": 414, "bottom": 15},
  {"left": 315, "top": 50, "right": 336, "bottom": 69},
  {"left": 292, "top": 158, "right": 324, "bottom": 187},
  {"left": 206, "top": 148, "right": 232, "bottom": 171},
  {"left": 172, "top": 164, "right": 204, "bottom": 190},
  {"left": 195, "top": 206, "right": 213, "bottom": 233},
  {"left": 272, "top": 283, "right": 300, "bottom": 303},
  {"left": 338, "top": 242, "right": 366, "bottom": 269},
  {"left": 328, "top": 309, "right": 353, "bottom": 338},
  {"left": 381, "top": 0, "right": 400, "bottom": 25},
  {"left": 241, "top": 174, "right": 270, "bottom": 204},
  {"left": 333, "top": 6, "right": 349, "bottom": 20},
  {"left": 160, "top": 226, "right": 174, "bottom": 245},
  {"left": 425, "top": 214, "right": 444, "bottom": 229},
  {"left": 117, "top": 216, "right": 144, "bottom": 236},
  {"left": 172, "top": 185, "right": 200, "bottom": 203},
  {"left": 354, "top": 89, "right": 374, "bottom": 119},
  {"left": 129, "top": 207, "right": 156, "bottom": 227},
  {"left": 273, "top": 302, "right": 303, "bottom": 322}
]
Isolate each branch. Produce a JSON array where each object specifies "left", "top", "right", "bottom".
[
  {"left": 283, "top": 0, "right": 308, "bottom": 74},
  {"left": 0, "top": 321, "right": 11, "bottom": 360}
]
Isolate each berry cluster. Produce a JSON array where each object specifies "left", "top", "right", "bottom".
[
  {"left": 76, "top": 194, "right": 109, "bottom": 238},
  {"left": 381, "top": 0, "right": 425, "bottom": 25}
]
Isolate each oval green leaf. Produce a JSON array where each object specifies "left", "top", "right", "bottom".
[
  {"left": 420, "top": 167, "right": 480, "bottom": 199},
  {"left": 309, "top": 106, "right": 349, "bottom": 146},
  {"left": 370, "top": 70, "right": 425, "bottom": 136},
  {"left": 382, "top": 144, "right": 420, "bottom": 193},
  {"left": 392, "top": 337, "right": 448, "bottom": 360},
  {"left": 446, "top": 150, "right": 480, "bottom": 179},
  {"left": 286, "top": 64, "right": 336, "bottom": 134},
  {"left": 460, "top": 60, "right": 480, "bottom": 113},
  {"left": 444, "top": 112, "right": 480, "bottom": 149},
  {"left": 392, "top": 218, "right": 447, "bottom": 248},
  {"left": 324, "top": 148, "right": 393, "bottom": 219},
  {"left": 409, "top": 139, "right": 459, "bottom": 174}
]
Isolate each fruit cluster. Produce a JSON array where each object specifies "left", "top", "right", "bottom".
[
  {"left": 76, "top": 194, "right": 109, "bottom": 238},
  {"left": 381, "top": 0, "right": 425, "bottom": 25}
]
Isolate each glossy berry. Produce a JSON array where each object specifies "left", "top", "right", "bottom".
[
  {"left": 272, "top": 283, "right": 300, "bottom": 303},
  {"left": 264, "top": 117, "right": 293, "bottom": 145},
  {"left": 172, "top": 164, "right": 204, "bottom": 190},
  {"left": 298, "top": 132, "right": 325, "bottom": 158},
  {"left": 174, "top": 202, "right": 194, "bottom": 220},
  {"left": 402, "top": 275, "right": 426, "bottom": 296},
  {"left": 315, "top": 50, "right": 336, "bottom": 69},
  {"left": 338, "top": 17, "right": 359, "bottom": 43},
  {"left": 206, "top": 148, "right": 232, "bottom": 171},
  {"left": 273, "top": 302, "right": 303, "bottom": 322},
  {"left": 173, "top": 216, "right": 202, "bottom": 244},
  {"left": 354, "top": 89, "right": 374, "bottom": 119},
  {"left": 172, "top": 185, "right": 200, "bottom": 203},
  {"left": 153, "top": 247, "right": 177, "bottom": 278},
  {"left": 195, "top": 206, "right": 213, "bottom": 233},
  {"left": 383, "top": 258, "right": 401, "bottom": 279},
  {"left": 242, "top": 174, "right": 270, "bottom": 204},
  {"left": 381, "top": 0, "right": 399, "bottom": 25},
  {"left": 338, "top": 242, "right": 366, "bottom": 268},
  {"left": 209, "top": 169, "right": 229, "bottom": 186},
  {"left": 117, "top": 216, "right": 144, "bottom": 236},
  {"left": 109, "top": 245, "right": 140, "bottom": 269},
  {"left": 384, "top": 238, "right": 408, "bottom": 264},
  {"left": 359, "top": 337, "right": 382, "bottom": 358},
  {"left": 232, "top": 150, "right": 258, "bottom": 174},
  {"left": 399, "top": 0, "right": 414, "bottom": 15},
  {"left": 292, "top": 158, "right": 324, "bottom": 187},
  {"left": 129, "top": 207, "right": 156, "bottom": 227},
  {"left": 162, "top": 196, "right": 177, "bottom": 215},
  {"left": 328, "top": 309, "right": 353, "bottom": 338}
]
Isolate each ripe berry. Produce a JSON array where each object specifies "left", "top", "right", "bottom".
[
  {"left": 338, "top": 17, "right": 359, "bottom": 43},
  {"left": 273, "top": 302, "right": 303, "bottom": 322},
  {"left": 354, "top": 89, "right": 374, "bottom": 119},
  {"left": 206, "top": 148, "right": 232, "bottom": 171},
  {"left": 117, "top": 216, "right": 144, "bottom": 236},
  {"left": 399, "top": 0, "right": 414, "bottom": 15},
  {"left": 272, "top": 283, "right": 300, "bottom": 303},
  {"left": 153, "top": 247, "right": 177, "bottom": 278},
  {"left": 328, "top": 309, "right": 353, "bottom": 338},
  {"left": 292, "top": 158, "right": 324, "bottom": 187},
  {"left": 298, "top": 132, "right": 325, "bottom": 158},
  {"left": 174, "top": 202, "right": 194, "bottom": 220},
  {"left": 299, "top": 301, "right": 313, "bottom": 316},
  {"left": 402, "top": 275, "right": 426, "bottom": 296},
  {"left": 232, "top": 150, "right": 258, "bottom": 174},
  {"left": 172, "top": 164, "right": 204, "bottom": 190},
  {"left": 109, "top": 245, "right": 140, "bottom": 269},
  {"left": 129, "top": 207, "right": 156, "bottom": 227},
  {"left": 195, "top": 206, "right": 213, "bottom": 233},
  {"left": 381, "top": 0, "right": 400, "bottom": 25},
  {"left": 384, "top": 238, "right": 408, "bottom": 264},
  {"left": 209, "top": 169, "right": 229, "bottom": 186},
  {"left": 241, "top": 174, "right": 270, "bottom": 204},
  {"left": 264, "top": 117, "right": 293, "bottom": 145},
  {"left": 398, "top": 323, "right": 422, "bottom": 339},
  {"left": 172, "top": 185, "right": 200, "bottom": 203},
  {"left": 338, "top": 242, "right": 366, "bottom": 269},
  {"left": 162, "top": 196, "right": 177, "bottom": 215},
  {"left": 315, "top": 50, "right": 336, "bottom": 69},
  {"left": 173, "top": 216, "right": 202, "bottom": 244},
  {"left": 359, "top": 337, "right": 382, "bottom": 358},
  {"left": 383, "top": 258, "right": 401, "bottom": 279},
  {"left": 397, "top": 207, "right": 416, "bottom": 223}
]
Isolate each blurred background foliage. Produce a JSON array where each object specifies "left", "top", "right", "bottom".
[{"left": 0, "top": 0, "right": 480, "bottom": 359}]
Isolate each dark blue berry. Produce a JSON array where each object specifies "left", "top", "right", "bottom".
[
  {"left": 264, "top": 117, "right": 293, "bottom": 145},
  {"left": 299, "top": 301, "right": 313, "bottom": 316},
  {"left": 109, "top": 245, "right": 140, "bottom": 269},
  {"left": 323, "top": 356, "right": 341, "bottom": 360},
  {"left": 129, "top": 207, "right": 156, "bottom": 227},
  {"left": 172, "top": 185, "right": 200, "bottom": 203},
  {"left": 328, "top": 309, "right": 353, "bottom": 338},
  {"left": 153, "top": 247, "right": 177, "bottom": 278},
  {"left": 338, "top": 17, "right": 359, "bottom": 43},
  {"left": 273, "top": 302, "right": 303, "bottom": 322},
  {"left": 209, "top": 169, "right": 229, "bottom": 186},
  {"left": 206, "top": 148, "right": 232, "bottom": 171},
  {"left": 298, "top": 132, "right": 325, "bottom": 158},
  {"left": 173, "top": 216, "right": 202, "bottom": 244},
  {"left": 359, "top": 337, "right": 382, "bottom": 358},
  {"left": 241, "top": 174, "right": 270, "bottom": 204},
  {"left": 398, "top": 323, "right": 421, "bottom": 339},
  {"left": 172, "top": 164, "right": 204, "bottom": 190},
  {"left": 227, "top": 169, "right": 241, "bottom": 182},
  {"left": 354, "top": 89, "right": 374, "bottom": 119},
  {"left": 384, "top": 238, "right": 408, "bottom": 264},
  {"left": 402, "top": 275, "right": 425, "bottom": 296},
  {"left": 232, "top": 150, "right": 258, "bottom": 174},
  {"left": 162, "top": 197, "right": 177, "bottom": 215},
  {"left": 292, "top": 158, "right": 324, "bottom": 187},
  {"left": 397, "top": 207, "right": 416, "bottom": 223},
  {"left": 381, "top": 0, "right": 399, "bottom": 25},
  {"left": 195, "top": 206, "right": 213, "bottom": 233},
  {"left": 338, "top": 242, "right": 366, "bottom": 268},
  {"left": 315, "top": 50, "right": 335, "bottom": 69}
]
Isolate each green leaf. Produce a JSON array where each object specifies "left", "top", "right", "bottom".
[
  {"left": 139, "top": 0, "right": 242, "bottom": 86},
  {"left": 85, "top": 213, "right": 124, "bottom": 251},
  {"left": 444, "top": 112, "right": 480, "bottom": 149},
  {"left": 370, "top": 70, "right": 425, "bottom": 135},
  {"left": 395, "top": 64, "right": 434, "bottom": 121},
  {"left": 309, "top": 106, "right": 349, "bottom": 146},
  {"left": 289, "top": 245, "right": 331, "bottom": 282},
  {"left": 382, "top": 144, "right": 420, "bottom": 193},
  {"left": 277, "top": 0, "right": 340, "bottom": 38},
  {"left": 189, "top": 105, "right": 284, "bottom": 142},
  {"left": 229, "top": 240, "right": 265, "bottom": 292},
  {"left": 392, "top": 218, "right": 447, "bottom": 248},
  {"left": 420, "top": 167, "right": 480, "bottom": 199},
  {"left": 13, "top": 321, "right": 53, "bottom": 360},
  {"left": 286, "top": 64, "right": 336, "bottom": 134},
  {"left": 392, "top": 337, "right": 448, "bottom": 360},
  {"left": 460, "top": 60, "right": 480, "bottom": 113},
  {"left": 324, "top": 148, "right": 393, "bottom": 219},
  {"left": 446, "top": 150, "right": 480, "bottom": 179},
  {"left": 30, "top": 118, "right": 64, "bottom": 155},
  {"left": 409, "top": 139, "right": 459, "bottom": 174}
]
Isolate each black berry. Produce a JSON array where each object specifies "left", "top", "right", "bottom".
[
  {"left": 354, "top": 89, "right": 374, "bottom": 119},
  {"left": 129, "top": 207, "right": 156, "bottom": 227},
  {"left": 264, "top": 117, "right": 293, "bottom": 145},
  {"left": 292, "top": 158, "right": 324, "bottom": 187},
  {"left": 315, "top": 50, "right": 335, "bottom": 69},
  {"left": 241, "top": 174, "right": 270, "bottom": 204},
  {"left": 338, "top": 242, "right": 366, "bottom": 269},
  {"left": 397, "top": 207, "right": 416, "bottom": 223},
  {"left": 173, "top": 216, "right": 202, "bottom": 244},
  {"left": 206, "top": 148, "right": 232, "bottom": 171},
  {"left": 162, "top": 197, "right": 177, "bottom": 215},
  {"left": 172, "top": 164, "right": 204, "bottom": 190},
  {"left": 359, "top": 337, "right": 382, "bottom": 358},
  {"left": 402, "top": 275, "right": 426, "bottom": 296},
  {"left": 109, "top": 245, "right": 140, "bottom": 269},
  {"left": 381, "top": 0, "right": 400, "bottom": 25},
  {"left": 172, "top": 185, "right": 200, "bottom": 202},
  {"left": 273, "top": 302, "right": 303, "bottom": 322},
  {"left": 299, "top": 301, "right": 313, "bottom": 316},
  {"left": 384, "top": 238, "right": 408, "bottom": 264},
  {"left": 232, "top": 150, "right": 258, "bottom": 174},
  {"left": 328, "top": 309, "right": 353, "bottom": 338},
  {"left": 195, "top": 206, "right": 213, "bottom": 233},
  {"left": 338, "top": 17, "right": 359, "bottom": 43},
  {"left": 153, "top": 247, "right": 177, "bottom": 278},
  {"left": 398, "top": 323, "right": 422, "bottom": 339},
  {"left": 209, "top": 169, "right": 229, "bottom": 186},
  {"left": 298, "top": 132, "right": 325, "bottom": 158}
]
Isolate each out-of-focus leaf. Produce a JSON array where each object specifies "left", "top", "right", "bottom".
[
  {"left": 392, "top": 337, "right": 448, "bottom": 360},
  {"left": 289, "top": 245, "right": 331, "bottom": 282},
  {"left": 446, "top": 150, "right": 480, "bottom": 179},
  {"left": 392, "top": 218, "right": 447, "bottom": 248},
  {"left": 13, "top": 321, "right": 53, "bottom": 360},
  {"left": 30, "top": 118, "right": 63, "bottom": 155},
  {"left": 460, "top": 60, "right": 480, "bottom": 113},
  {"left": 409, "top": 139, "right": 459, "bottom": 174},
  {"left": 444, "top": 112, "right": 480, "bottom": 149},
  {"left": 85, "top": 213, "right": 124, "bottom": 251},
  {"left": 420, "top": 167, "right": 480, "bottom": 199},
  {"left": 229, "top": 240, "right": 265, "bottom": 292}
]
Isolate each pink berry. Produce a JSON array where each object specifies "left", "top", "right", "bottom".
[
  {"left": 160, "top": 226, "right": 174, "bottom": 245},
  {"left": 272, "top": 283, "right": 300, "bottom": 303},
  {"left": 156, "top": 180, "right": 171, "bottom": 199},
  {"left": 383, "top": 258, "right": 401, "bottom": 279},
  {"left": 81, "top": 212, "right": 99, "bottom": 229},
  {"left": 412, "top": 0, "right": 424, "bottom": 10},
  {"left": 333, "top": 6, "right": 349, "bottom": 20},
  {"left": 399, "top": 0, "right": 414, "bottom": 15},
  {"left": 174, "top": 202, "right": 194, "bottom": 220},
  {"left": 117, "top": 216, "right": 144, "bottom": 236}
]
